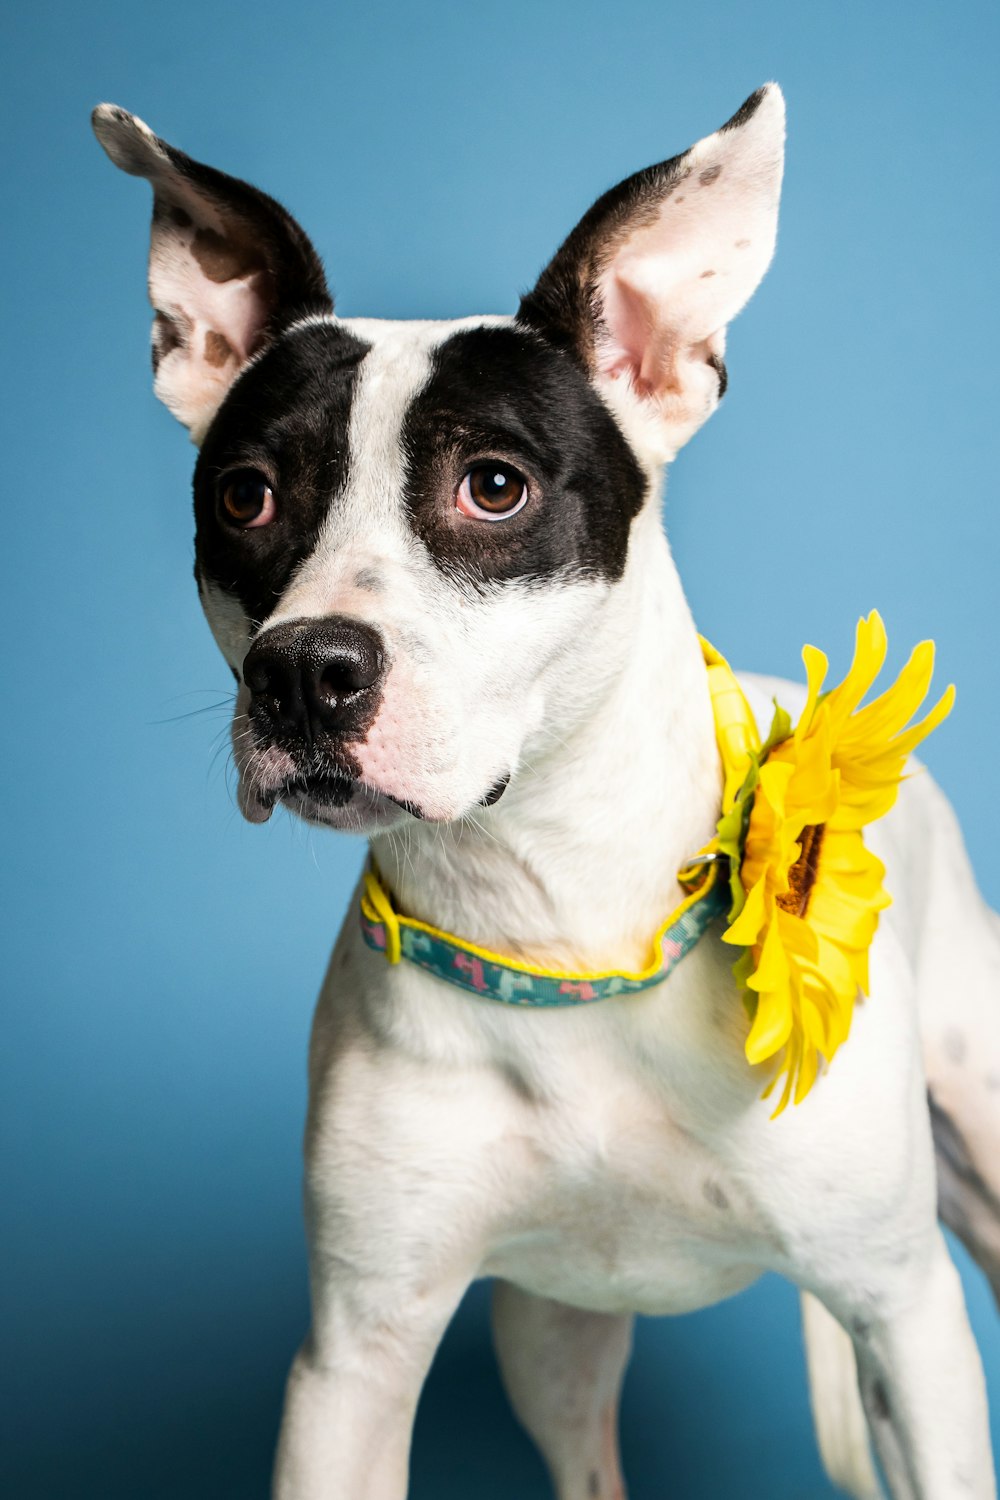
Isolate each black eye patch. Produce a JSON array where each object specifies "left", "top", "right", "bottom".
[
  {"left": 399, "top": 324, "right": 646, "bottom": 585},
  {"left": 193, "top": 323, "right": 370, "bottom": 629}
]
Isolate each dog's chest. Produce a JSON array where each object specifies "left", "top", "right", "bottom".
[
  {"left": 324, "top": 920, "right": 798, "bottom": 1318},
  {"left": 481, "top": 1067, "right": 770, "bottom": 1316},
  {"left": 349, "top": 935, "right": 778, "bottom": 1317}
]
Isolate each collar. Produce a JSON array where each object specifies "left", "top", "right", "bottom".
[
  {"left": 359, "top": 856, "right": 727, "bottom": 1007},
  {"left": 357, "top": 635, "right": 750, "bottom": 1006}
]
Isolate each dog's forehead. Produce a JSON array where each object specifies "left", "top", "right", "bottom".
[
  {"left": 281, "top": 311, "right": 518, "bottom": 421},
  {"left": 194, "top": 308, "right": 647, "bottom": 634}
]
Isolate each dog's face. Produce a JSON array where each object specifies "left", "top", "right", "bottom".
[{"left": 94, "top": 88, "right": 783, "bottom": 833}]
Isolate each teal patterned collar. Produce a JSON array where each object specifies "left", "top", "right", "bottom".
[{"left": 358, "top": 858, "right": 726, "bottom": 1007}]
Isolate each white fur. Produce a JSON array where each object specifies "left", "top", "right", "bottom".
[{"left": 100, "top": 85, "right": 1000, "bottom": 1500}]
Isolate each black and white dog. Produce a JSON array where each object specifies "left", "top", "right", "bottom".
[{"left": 94, "top": 87, "right": 1000, "bottom": 1499}]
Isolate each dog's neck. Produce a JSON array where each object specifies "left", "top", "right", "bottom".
[{"left": 369, "top": 509, "right": 722, "bottom": 972}]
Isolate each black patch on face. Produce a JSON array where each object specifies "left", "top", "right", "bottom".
[
  {"left": 193, "top": 324, "right": 370, "bottom": 629},
  {"left": 400, "top": 325, "right": 646, "bottom": 584}
]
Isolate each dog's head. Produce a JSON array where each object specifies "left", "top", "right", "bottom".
[{"left": 94, "top": 88, "right": 783, "bottom": 833}]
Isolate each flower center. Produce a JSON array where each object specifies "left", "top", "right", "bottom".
[{"left": 777, "top": 823, "right": 826, "bottom": 918}]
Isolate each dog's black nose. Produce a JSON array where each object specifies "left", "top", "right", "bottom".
[{"left": 243, "top": 616, "right": 386, "bottom": 741}]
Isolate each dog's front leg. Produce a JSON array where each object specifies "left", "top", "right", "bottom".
[
  {"left": 273, "top": 1264, "right": 467, "bottom": 1500},
  {"left": 271, "top": 1010, "right": 504, "bottom": 1500},
  {"left": 826, "top": 1229, "right": 995, "bottom": 1499}
]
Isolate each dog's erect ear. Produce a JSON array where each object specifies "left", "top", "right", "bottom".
[
  {"left": 518, "top": 85, "right": 784, "bottom": 460},
  {"left": 92, "top": 105, "right": 332, "bottom": 443}
]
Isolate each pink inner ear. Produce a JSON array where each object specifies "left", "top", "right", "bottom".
[
  {"left": 149, "top": 206, "right": 274, "bottom": 439},
  {"left": 600, "top": 266, "right": 681, "bottom": 397},
  {"left": 591, "top": 155, "right": 780, "bottom": 452}
]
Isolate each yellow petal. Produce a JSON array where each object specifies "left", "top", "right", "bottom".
[
  {"left": 886, "top": 683, "right": 956, "bottom": 757},
  {"left": 757, "top": 759, "right": 795, "bottom": 819},
  {"left": 795, "top": 645, "right": 829, "bottom": 743},
  {"left": 825, "top": 612, "right": 888, "bottom": 733},
  {"left": 746, "top": 983, "right": 793, "bottom": 1065},
  {"left": 723, "top": 874, "right": 769, "bottom": 948},
  {"left": 700, "top": 637, "right": 761, "bottom": 810},
  {"left": 838, "top": 640, "right": 936, "bottom": 747},
  {"left": 793, "top": 1039, "right": 821, "bottom": 1105}
]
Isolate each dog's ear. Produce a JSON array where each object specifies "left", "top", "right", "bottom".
[
  {"left": 92, "top": 105, "right": 332, "bottom": 443},
  {"left": 518, "top": 85, "right": 784, "bottom": 460}
]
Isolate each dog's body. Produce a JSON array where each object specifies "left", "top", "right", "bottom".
[{"left": 94, "top": 87, "right": 1000, "bottom": 1498}]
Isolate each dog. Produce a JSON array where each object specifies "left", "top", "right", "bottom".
[{"left": 93, "top": 85, "right": 1000, "bottom": 1499}]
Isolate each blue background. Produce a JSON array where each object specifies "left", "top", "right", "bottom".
[{"left": 3, "top": 1, "right": 998, "bottom": 1495}]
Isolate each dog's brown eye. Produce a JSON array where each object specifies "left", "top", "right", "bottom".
[
  {"left": 456, "top": 463, "right": 529, "bottom": 521},
  {"left": 218, "top": 470, "right": 276, "bottom": 529}
]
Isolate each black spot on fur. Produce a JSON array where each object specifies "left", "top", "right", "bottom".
[
  {"left": 401, "top": 324, "right": 645, "bottom": 584},
  {"left": 699, "top": 164, "right": 722, "bottom": 186},
  {"left": 588, "top": 1471, "right": 601, "bottom": 1497},
  {"left": 151, "top": 308, "right": 187, "bottom": 373},
  {"left": 194, "top": 323, "right": 370, "bottom": 628},
  {"left": 703, "top": 1180, "right": 729, "bottom": 1211},
  {"left": 870, "top": 1379, "right": 891, "bottom": 1422},
  {"left": 353, "top": 567, "right": 385, "bottom": 593},
  {"left": 499, "top": 1060, "right": 535, "bottom": 1102}
]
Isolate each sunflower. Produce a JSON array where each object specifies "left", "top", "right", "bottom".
[{"left": 709, "top": 613, "right": 954, "bottom": 1115}]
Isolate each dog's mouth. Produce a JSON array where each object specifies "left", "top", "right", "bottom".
[
  {"left": 238, "top": 758, "right": 510, "bottom": 829},
  {"left": 266, "top": 767, "right": 423, "bottom": 826},
  {"left": 481, "top": 772, "right": 510, "bottom": 807},
  {"left": 279, "top": 768, "right": 366, "bottom": 810}
]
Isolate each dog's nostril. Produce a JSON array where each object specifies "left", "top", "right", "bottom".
[
  {"left": 318, "top": 637, "right": 383, "bottom": 701},
  {"left": 243, "top": 657, "right": 273, "bottom": 696}
]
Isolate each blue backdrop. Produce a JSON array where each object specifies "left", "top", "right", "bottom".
[{"left": 3, "top": 2, "right": 998, "bottom": 1495}]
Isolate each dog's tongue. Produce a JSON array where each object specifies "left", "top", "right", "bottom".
[{"left": 238, "top": 776, "right": 274, "bottom": 824}]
